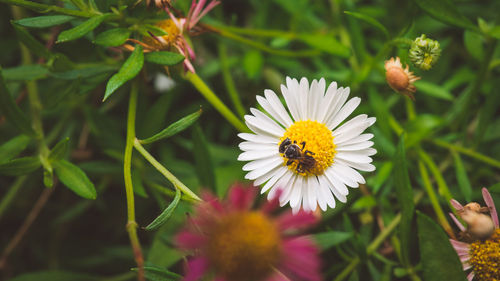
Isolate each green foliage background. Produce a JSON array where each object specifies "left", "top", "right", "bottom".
[{"left": 0, "top": 0, "right": 499, "bottom": 280}]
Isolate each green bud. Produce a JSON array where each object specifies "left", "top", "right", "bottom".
[{"left": 409, "top": 34, "right": 441, "bottom": 71}]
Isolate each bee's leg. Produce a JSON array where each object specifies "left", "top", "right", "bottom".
[
  {"left": 286, "top": 160, "right": 294, "bottom": 166},
  {"left": 300, "top": 141, "right": 306, "bottom": 150},
  {"left": 296, "top": 163, "right": 304, "bottom": 173},
  {"left": 305, "top": 150, "right": 315, "bottom": 156}
]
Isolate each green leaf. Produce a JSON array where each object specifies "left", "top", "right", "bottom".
[
  {"left": 12, "top": 24, "right": 52, "bottom": 59},
  {"left": 103, "top": 45, "right": 144, "bottom": 101},
  {"left": 13, "top": 15, "right": 75, "bottom": 28},
  {"left": 94, "top": 28, "right": 131, "bottom": 47},
  {"left": 131, "top": 265, "right": 181, "bottom": 281},
  {"left": 490, "top": 182, "right": 500, "bottom": 193},
  {"left": 192, "top": 125, "right": 215, "bottom": 190},
  {"left": 9, "top": 270, "right": 99, "bottom": 281},
  {"left": 0, "top": 156, "right": 41, "bottom": 176},
  {"left": 144, "top": 51, "right": 185, "bottom": 66},
  {"left": 243, "top": 50, "right": 264, "bottom": 79},
  {"left": 2, "top": 65, "right": 49, "bottom": 81},
  {"left": 0, "top": 135, "right": 31, "bottom": 164},
  {"left": 141, "top": 109, "right": 202, "bottom": 144},
  {"left": 412, "top": 0, "right": 477, "bottom": 31},
  {"left": 393, "top": 135, "right": 414, "bottom": 266},
  {"left": 414, "top": 80, "right": 454, "bottom": 101},
  {"left": 54, "top": 160, "right": 97, "bottom": 199},
  {"left": 57, "top": 14, "right": 110, "bottom": 43},
  {"left": 48, "top": 137, "right": 70, "bottom": 162},
  {"left": 489, "top": 26, "right": 500, "bottom": 39},
  {"left": 50, "top": 65, "right": 117, "bottom": 80},
  {"left": 405, "top": 114, "right": 443, "bottom": 147},
  {"left": 463, "top": 30, "right": 484, "bottom": 61},
  {"left": 0, "top": 68, "right": 36, "bottom": 136},
  {"left": 298, "top": 34, "right": 350, "bottom": 57},
  {"left": 452, "top": 151, "right": 472, "bottom": 202},
  {"left": 417, "top": 212, "right": 467, "bottom": 281},
  {"left": 313, "top": 231, "right": 353, "bottom": 251},
  {"left": 145, "top": 188, "right": 181, "bottom": 231},
  {"left": 344, "top": 11, "right": 389, "bottom": 38}
]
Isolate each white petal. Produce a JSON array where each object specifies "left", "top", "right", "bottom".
[
  {"left": 282, "top": 78, "right": 300, "bottom": 121},
  {"left": 238, "top": 149, "right": 278, "bottom": 161},
  {"left": 242, "top": 156, "right": 282, "bottom": 171},
  {"left": 277, "top": 173, "right": 297, "bottom": 205},
  {"left": 315, "top": 181, "right": 327, "bottom": 211},
  {"left": 332, "top": 163, "right": 365, "bottom": 185},
  {"left": 308, "top": 79, "right": 319, "bottom": 121},
  {"left": 239, "top": 141, "right": 277, "bottom": 151},
  {"left": 323, "top": 87, "right": 350, "bottom": 125},
  {"left": 338, "top": 133, "right": 374, "bottom": 146},
  {"left": 244, "top": 157, "right": 283, "bottom": 180},
  {"left": 318, "top": 175, "right": 336, "bottom": 208},
  {"left": 264, "top": 90, "right": 294, "bottom": 127},
  {"left": 330, "top": 164, "right": 358, "bottom": 187},
  {"left": 311, "top": 78, "right": 326, "bottom": 121},
  {"left": 317, "top": 81, "right": 338, "bottom": 122},
  {"left": 289, "top": 175, "right": 304, "bottom": 208},
  {"left": 333, "top": 116, "right": 376, "bottom": 144},
  {"left": 336, "top": 158, "right": 376, "bottom": 172},
  {"left": 260, "top": 166, "right": 289, "bottom": 193},
  {"left": 238, "top": 133, "right": 278, "bottom": 144},
  {"left": 324, "top": 168, "right": 349, "bottom": 197},
  {"left": 335, "top": 152, "right": 373, "bottom": 164},
  {"left": 250, "top": 108, "right": 286, "bottom": 134},
  {"left": 336, "top": 141, "right": 374, "bottom": 151},
  {"left": 327, "top": 97, "right": 361, "bottom": 130},
  {"left": 297, "top": 77, "right": 310, "bottom": 120},
  {"left": 307, "top": 176, "right": 318, "bottom": 211}
]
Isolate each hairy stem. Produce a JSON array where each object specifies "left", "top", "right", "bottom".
[
  {"left": 123, "top": 80, "right": 145, "bottom": 281},
  {"left": 133, "top": 139, "right": 201, "bottom": 201},
  {"left": 184, "top": 71, "right": 248, "bottom": 133}
]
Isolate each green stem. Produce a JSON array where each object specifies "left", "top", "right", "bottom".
[
  {"left": 133, "top": 139, "right": 201, "bottom": 201},
  {"left": 417, "top": 160, "right": 455, "bottom": 238},
  {"left": 418, "top": 149, "right": 453, "bottom": 204},
  {"left": 123, "top": 80, "right": 145, "bottom": 281},
  {"left": 430, "top": 139, "right": 500, "bottom": 169},
  {"left": 207, "top": 23, "right": 296, "bottom": 39},
  {"left": 0, "top": 176, "right": 27, "bottom": 221},
  {"left": 184, "top": 71, "right": 248, "bottom": 133},
  {"left": 204, "top": 24, "right": 321, "bottom": 57},
  {"left": 147, "top": 181, "right": 199, "bottom": 204},
  {"left": 11, "top": 5, "right": 52, "bottom": 180},
  {"left": 218, "top": 43, "right": 246, "bottom": 119}
]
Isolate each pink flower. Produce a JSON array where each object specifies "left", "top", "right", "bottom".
[
  {"left": 175, "top": 184, "right": 322, "bottom": 281},
  {"left": 448, "top": 188, "right": 499, "bottom": 281}
]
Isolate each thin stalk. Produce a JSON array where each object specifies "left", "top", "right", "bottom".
[
  {"left": 184, "top": 71, "right": 248, "bottom": 133},
  {"left": 218, "top": 43, "right": 246, "bottom": 118},
  {"left": 207, "top": 23, "right": 296, "bottom": 39},
  {"left": 123, "top": 80, "right": 145, "bottom": 281},
  {"left": 203, "top": 24, "right": 321, "bottom": 57},
  {"left": 418, "top": 149, "right": 453, "bottom": 205},
  {"left": 147, "top": 181, "right": 199, "bottom": 204},
  {"left": 418, "top": 161, "right": 455, "bottom": 238},
  {"left": 0, "top": 176, "right": 27, "bottom": 222},
  {"left": 133, "top": 139, "right": 201, "bottom": 201},
  {"left": 430, "top": 139, "right": 500, "bottom": 169}
]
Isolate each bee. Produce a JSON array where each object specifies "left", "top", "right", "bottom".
[{"left": 279, "top": 137, "right": 316, "bottom": 173}]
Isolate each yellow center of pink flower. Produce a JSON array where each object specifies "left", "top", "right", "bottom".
[
  {"left": 280, "top": 120, "right": 336, "bottom": 176},
  {"left": 468, "top": 228, "right": 500, "bottom": 281},
  {"left": 144, "top": 19, "right": 180, "bottom": 48},
  {"left": 206, "top": 211, "right": 281, "bottom": 281}
]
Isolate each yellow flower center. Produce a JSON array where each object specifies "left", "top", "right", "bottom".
[
  {"left": 468, "top": 228, "right": 500, "bottom": 281},
  {"left": 143, "top": 19, "right": 180, "bottom": 49},
  {"left": 279, "top": 120, "right": 336, "bottom": 176},
  {"left": 206, "top": 211, "right": 281, "bottom": 281}
]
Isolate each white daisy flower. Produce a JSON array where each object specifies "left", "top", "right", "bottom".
[{"left": 238, "top": 77, "right": 376, "bottom": 213}]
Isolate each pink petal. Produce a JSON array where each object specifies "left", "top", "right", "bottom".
[
  {"left": 450, "top": 199, "right": 464, "bottom": 211},
  {"left": 176, "top": 230, "right": 206, "bottom": 250},
  {"left": 228, "top": 184, "right": 257, "bottom": 210},
  {"left": 200, "top": 190, "right": 224, "bottom": 212},
  {"left": 265, "top": 270, "right": 292, "bottom": 281},
  {"left": 277, "top": 211, "right": 317, "bottom": 231},
  {"left": 462, "top": 261, "right": 472, "bottom": 270},
  {"left": 192, "top": 0, "right": 220, "bottom": 28},
  {"left": 183, "top": 257, "right": 209, "bottom": 281},
  {"left": 449, "top": 239, "right": 470, "bottom": 255},
  {"left": 467, "top": 272, "right": 475, "bottom": 281},
  {"left": 482, "top": 187, "right": 499, "bottom": 228},
  {"left": 279, "top": 236, "right": 321, "bottom": 281},
  {"left": 449, "top": 213, "right": 466, "bottom": 232}
]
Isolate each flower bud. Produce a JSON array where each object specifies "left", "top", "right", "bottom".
[
  {"left": 459, "top": 202, "right": 495, "bottom": 239},
  {"left": 409, "top": 34, "right": 441, "bottom": 71},
  {"left": 384, "top": 57, "right": 420, "bottom": 100}
]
